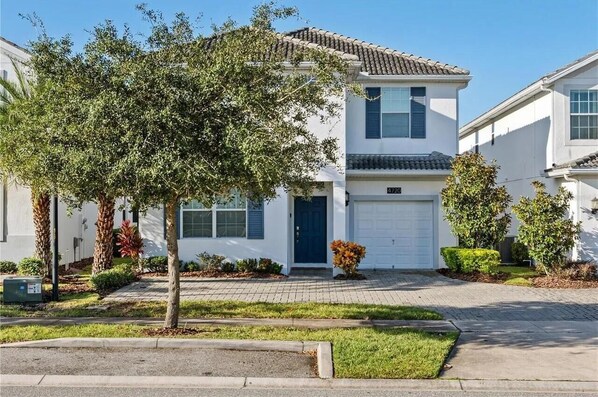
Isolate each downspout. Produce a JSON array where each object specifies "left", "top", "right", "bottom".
[
  {"left": 539, "top": 80, "right": 554, "bottom": 169},
  {"left": 563, "top": 173, "right": 580, "bottom": 261}
]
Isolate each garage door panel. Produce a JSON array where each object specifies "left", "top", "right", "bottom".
[{"left": 355, "top": 201, "right": 434, "bottom": 269}]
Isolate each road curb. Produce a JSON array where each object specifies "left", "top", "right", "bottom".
[{"left": 1, "top": 374, "right": 596, "bottom": 392}]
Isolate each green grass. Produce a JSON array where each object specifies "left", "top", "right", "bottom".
[
  {"left": 497, "top": 265, "right": 538, "bottom": 287},
  {"left": 0, "top": 324, "right": 457, "bottom": 379},
  {"left": 503, "top": 277, "right": 533, "bottom": 286},
  {"left": 0, "top": 297, "right": 441, "bottom": 320}
]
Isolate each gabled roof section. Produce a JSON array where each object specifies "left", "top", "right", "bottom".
[
  {"left": 460, "top": 49, "right": 598, "bottom": 137},
  {"left": 347, "top": 152, "right": 453, "bottom": 172},
  {"left": 285, "top": 27, "right": 469, "bottom": 76},
  {"left": 0, "top": 36, "right": 29, "bottom": 54},
  {"left": 546, "top": 151, "right": 598, "bottom": 172}
]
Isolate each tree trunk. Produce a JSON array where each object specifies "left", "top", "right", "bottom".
[
  {"left": 164, "top": 198, "right": 181, "bottom": 329},
  {"left": 31, "top": 192, "right": 52, "bottom": 276},
  {"left": 92, "top": 193, "right": 116, "bottom": 274}
]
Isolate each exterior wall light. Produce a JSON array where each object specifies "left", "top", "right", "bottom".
[
  {"left": 345, "top": 191, "right": 350, "bottom": 207},
  {"left": 592, "top": 197, "right": 598, "bottom": 215}
]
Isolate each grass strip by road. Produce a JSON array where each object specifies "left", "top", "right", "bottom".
[
  {"left": 0, "top": 295, "right": 441, "bottom": 320},
  {"left": 0, "top": 324, "right": 457, "bottom": 379}
]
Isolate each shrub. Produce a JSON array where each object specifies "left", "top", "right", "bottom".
[
  {"left": 237, "top": 258, "right": 258, "bottom": 273},
  {"left": 146, "top": 256, "right": 168, "bottom": 273},
  {"left": 197, "top": 252, "right": 226, "bottom": 271},
  {"left": 440, "top": 247, "right": 460, "bottom": 272},
  {"left": 116, "top": 220, "right": 144, "bottom": 262},
  {"left": 559, "top": 261, "right": 597, "bottom": 281},
  {"left": 184, "top": 261, "right": 202, "bottom": 272},
  {"left": 89, "top": 264, "right": 136, "bottom": 292},
  {"left": 0, "top": 261, "right": 18, "bottom": 274},
  {"left": 512, "top": 181, "right": 581, "bottom": 274},
  {"left": 440, "top": 247, "right": 500, "bottom": 274},
  {"left": 256, "top": 258, "right": 282, "bottom": 274},
  {"left": 18, "top": 257, "right": 45, "bottom": 276},
  {"left": 220, "top": 261, "right": 236, "bottom": 273},
  {"left": 112, "top": 228, "right": 122, "bottom": 258},
  {"left": 330, "top": 240, "right": 366, "bottom": 277},
  {"left": 511, "top": 241, "right": 529, "bottom": 265}
]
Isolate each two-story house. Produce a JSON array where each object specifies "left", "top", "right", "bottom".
[
  {"left": 139, "top": 28, "right": 471, "bottom": 274},
  {"left": 459, "top": 51, "right": 598, "bottom": 262}
]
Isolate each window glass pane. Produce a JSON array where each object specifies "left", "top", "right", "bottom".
[
  {"left": 579, "top": 127, "right": 589, "bottom": 140},
  {"left": 590, "top": 115, "right": 598, "bottom": 127},
  {"left": 571, "top": 115, "right": 579, "bottom": 127},
  {"left": 580, "top": 115, "right": 589, "bottom": 127},
  {"left": 382, "top": 113, "right": 409, "bottom": 137},
  {"left": 580, "top": 91, "right": 589, "bottom": 101},
  {"left": 589, "top": 127, "right": 598, "bottom": 139},
  {"left": 580, "top": 102, "right": 588, "bottom": 113},
  {"left": 216, "top": 211, "right": 246, "bottom": 237},
  {"left": 571, "top": 91, "right": 580, "bottom": 101},
  {"left": 590, "top": 102, "right": 598, "bottom": 113},
  {"left": 589, "top": 90, "right": 598, "bottom": 101},
  {"left": 571, "top": 102, "right": 579, "bottom": 113},
  {"left": 570, "top": 125, "right": 579, "bottom": 140},
  {"left": 182, "top": 210, "right": 212, "bottom": 237},
  {"left": 216, "top": 190, "right": 246, "bottom": 209},
  {"left": 381, "top": 88, "right": 410, "bottom": 113}
]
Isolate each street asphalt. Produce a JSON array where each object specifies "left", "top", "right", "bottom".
[
  {"left": 0, "top": 347, "right": 316, "bottom": 378},
  {"left": 2, "top": 386, "right": 593, "bottom": 397}
]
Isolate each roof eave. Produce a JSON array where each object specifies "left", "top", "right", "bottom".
[
  {"left": 346, "top": 169, "right": 451, "bottom": 176},
  {"left": 544, "top": 168, "right": 598, "bottom": 178},
  {"left": 357, "top": 73, "right": 471, "bottom": 83},
  {"left": 543, "top": 52, "right": 598, "bottom": 85}
]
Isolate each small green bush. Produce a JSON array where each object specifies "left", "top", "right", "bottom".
[
  {"left": 236, "top": 258, "right": 258, "bottom": 273},
  {"left": 197, "top": 252, "right": 226, "bottom": 271},
  {"left": 440, "top": 247, "right": 500, "bottom": 274},
  {"left": 440, "top": 247, "right": 461, "bottom": 272},
  {"left": 220, "top": 261, "right": 236, "bottom": 273},
  {"left": 146, "top": 256, "right": 168, "bottom": 273},
  {"left": 257, "top": 258, "right": 282, "bottom": 274},
  {"left": 89, "top": 264, "right": 137, "bottom": 292},
  {"left": 511, "top": 241, "right": 529, "bottom": 265},
  {"left": 185, "top": 261, "right": 201, "bottom": 272},
  {"left": 0, "top": 261, "right": 18, "bottom": 274},
  {"left": 18, "top": 257, "right": 45, "bottom": 276}
]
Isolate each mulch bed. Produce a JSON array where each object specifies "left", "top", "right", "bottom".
[
  {"left": 437, "top": 269, "right": 598, "bottom": 289},
  {"left": 142, "top": 327, "right": 211, "bottom": 337},
  {"left": 142, "top": 271, "right": 287, "bottom": 279},
  {"left": 333, "top": 273, "right": 367, "bottom": 280}
]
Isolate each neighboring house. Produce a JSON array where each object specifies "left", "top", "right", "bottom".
[
  {"left": 139, "top": 28, "right": 471, "bottom": 274},
  {"left": 0, "top": 36, "right": 101, "bottom": 265},
  {"left": 459, "top": 51, "right": 598, "bottom": 262}
]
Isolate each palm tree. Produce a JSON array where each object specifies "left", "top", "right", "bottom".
[{"left": 0, "top": 58, "right": 52, "bottom": 275}]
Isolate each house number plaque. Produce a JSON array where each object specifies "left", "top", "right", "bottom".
[{"left": 386, "top": 187, "right": 402, "bottom": 194}]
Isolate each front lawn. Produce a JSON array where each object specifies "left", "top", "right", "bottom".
[
  {"left": 0, "top": 324, "right": 457, "bottom": 379},
  {"left": 0, "top": 296, "right": 441, "bottom": 320},
  {"left": 499, "top": 265, "right": 537, "bottom": 286}
]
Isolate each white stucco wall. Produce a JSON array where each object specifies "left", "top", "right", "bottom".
[
  {"left": 568, "top": 177, "right": 598, "bottom": 261},
  {"left": 347, "top": 82, "right": 460, "bottom": 156}
]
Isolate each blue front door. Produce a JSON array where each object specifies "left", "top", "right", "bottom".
[{"left": 294, "top": 197, "right": 327, "bottom": 263}]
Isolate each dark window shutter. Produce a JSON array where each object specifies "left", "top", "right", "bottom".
[
  {"left": 163, "top": 204, "right": 182, "bottom": 240},
  {"left": 247, "top": 199, "right": 264, "bottom": 239},
  {"left": 365, "top": 87, "right": 381, "bottom": 139},
  {"left": 410, "top": 87, "right": 426, "bottom": 139}
]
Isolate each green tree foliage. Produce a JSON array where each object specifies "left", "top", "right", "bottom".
[
  {"left": 441, "top": 152, "right": 512, "bottom": 249},
  {"left": 512, "top": 181, "right": 581, "bottom": 274}
]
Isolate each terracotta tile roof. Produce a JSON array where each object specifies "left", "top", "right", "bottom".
[
  {"left": 347, "top": 152, "right": 453, "bottom": 171},
  {"left": 285, "top": 27, "right": 469, "bottom": 76},
  {"left": 550, "top": 151, "right": 598, "bottom": 171}
]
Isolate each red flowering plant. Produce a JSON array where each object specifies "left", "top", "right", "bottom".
[
  {"left": 116, "top": 220, "right": 144, "bottom": 267},
  {"left": 330, "top": 240, "right": 366, "bottom": 278}
]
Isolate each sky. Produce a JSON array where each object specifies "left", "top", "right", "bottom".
[{"left": 1, "top": 0, "right": 597, "bottom": 125}]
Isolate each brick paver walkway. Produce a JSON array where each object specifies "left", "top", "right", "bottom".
[{"left": 104, "top": 270, "right": 598, "bottom": 321}]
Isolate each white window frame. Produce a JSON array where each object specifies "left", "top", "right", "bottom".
[
  {"left": 180, "top": 193, "right": 247, "bottom": 239},
  {"left": 569, "top": 89, "right": 598, "bottom": 140},
  {"left": 380, "top": 87, "right": 411, "bottom": 138}
]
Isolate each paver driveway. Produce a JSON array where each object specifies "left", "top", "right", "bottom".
[{"left": 104, "top": 270, "right": 598, "bottom": 321}]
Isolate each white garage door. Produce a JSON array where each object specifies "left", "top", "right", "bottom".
[{"left": 354, "top": 201, "right": 434, "bottom": 269}]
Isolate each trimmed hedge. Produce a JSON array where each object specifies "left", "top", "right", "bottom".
[
  {"left": 17, "top": 257, "right": 45, "bottom": 276},
  {"left": 0, "top": 260, "right": 18, "bottom": 274},
  {"left": 89, "top": 264, "right": 137, "bottom": 292},
  {"left": 441, "top": 247, "right": 500, "bottom": 274},
  {"left": 511, "top": 241, "right": 529, "bottom": 265},
  {"left": 146, "top": 256, "right": 168, "bottom": 273}
]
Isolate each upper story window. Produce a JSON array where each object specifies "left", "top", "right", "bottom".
[
  {"left": 181, "top": 190, "right": 247, "bottom": 238},
  {"left": 381, "top": 88, "right": 410, "bottom": 137},
  {"left": 570, "top": 90, "right": 598, "bottom": 140},
  {"left": 365, "top": 87, "right": 426, "bottom": 140}
]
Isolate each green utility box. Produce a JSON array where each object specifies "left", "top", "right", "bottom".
[{"left": 2, "top": 277, "right": 43, "bottom": 304}]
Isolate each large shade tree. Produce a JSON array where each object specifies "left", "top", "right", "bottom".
[
  {"left": 0, "top": 59, "right": 53, "bottom": 275},
  {"left": 117, "top": 4, "right": 356, "bottom": 328}
]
